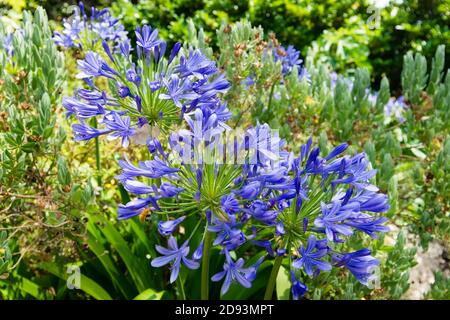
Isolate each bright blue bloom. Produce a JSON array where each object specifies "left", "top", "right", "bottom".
[
  {"left": 332, "top": 153, "right": 378, "bottom": 191},
  {"left": 211, "top": 251, "right": 264, "bottom": 295},
  {"left": 273, "top": 45, "right": 303, "bottom": 75},
  {"left": 148, "top": 80, "right": 161, "bottom": 92},
  {"left": 53, "top": 2, "right": 127, "bottom": 49},
  {"left": 314, "top": 201, "right": 354, "bottom": 241},
  {"left": 168, "top": 42, "right": 182, "bottom": 65},
  {"left": 234, "top": 181, "right": 261, "bottom": 200},
  {"left": 292, "top": 235, "right": 332, "bottom": 276},
  {"left": 119, "top": 39, "right": 131, "bottom": 57},
  {"left": 151, "top": 236, "right": 199, "bottom": 283},
  {"left": 194, "top": 74, "right": 230, "bottom": 96},
  {"left": 116, "top": 83, "right": 132, "bottom": 98},
  {"left": 346, "top": 216, "right": 390, "bottom": 239},
  {"left": 121, "top": 179, "right": 153, "bottom": 195},
  {"left": 220, "top": 194, "right": 241, "bottom": 214},
  {"left": 325, "top": 143, "right": 348, "bottom": 161},
  {"left": 117, "top": 196, "right": 157, "bottom": 220},
  {"left": 159, "top": 182, "right": 184, "bottom": 198},
  {"left": 62, "top": 96, "right": 105, "bottom": 119},
  {"left": 355, "top": 191, "right": 390, "bottom": 213},
  {"left": 53, "top": 31, "right": 76, "bottom": 48},
  {"left": 333, "top": 249, "right": 380, "bottom": 286},
  {"left": 118, "top": 155, "right": 179, "bottom": 180},
  {"left": 192, "top": 241, "right": 203, "bottom": 260},
  {"left": 103, "top": 112, "right": 135, "bottom": 147},
  {"left": 251, "top": 240, "right": 274, "bottom": 256},
  {"left": 208, "top": 216, "right": 246, "bottom": 251},
  {"left": 275, "top": 222, "right": 285, "bottom": 235},
  {"left": 102, "top": 40, "right": 115, "bottom": 62},
  {"left": 158, "top": 216, "right": 186, "bottom": 236},
  {"left": 160, "top": 75, "right": 200, "bottom": 108},
  {"left": 76, "top": 89, "right": 112, "bottom": 106},
  {"left": 135, "top": 25, "right": 162, "bottom": 52},
  {"left": 77, "top": 51, "right": 118, "bottom": 79},
  {"left": 125, "top": 66, "right": 140, "bottom": 84},
  {"left": 290, "top": 271, "right": 307, "bottom": 300},
  {"left": 246, "top": 200, "right": 278, "bottom": 225},
  {"left": 72, "top": 121, "right": 110, "bottom": 141},
  {"left": 175, "top": 47, "right": 217, "bottom": 78}
]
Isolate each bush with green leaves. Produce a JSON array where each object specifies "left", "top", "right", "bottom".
[{"left": 0, "top": 7, "right": 94, "bottom": 292}]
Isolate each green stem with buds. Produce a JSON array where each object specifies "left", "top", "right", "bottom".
[{"left": 201, "top": 231, "right": 213, "bottom": 300}]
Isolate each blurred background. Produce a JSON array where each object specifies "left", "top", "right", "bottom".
[{"left": 1, "top": 0, "right": 448, "bottom": 92}]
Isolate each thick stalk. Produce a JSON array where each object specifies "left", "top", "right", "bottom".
[
  {"left": 201, "top": 231, "right": 213, "bottom": 300},
  {"left": 264, "top": 255, "right": 283, "bottom": 300}
]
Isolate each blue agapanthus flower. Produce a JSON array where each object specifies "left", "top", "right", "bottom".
[
  {"left": 273, "top": 45, "right": 303, "bottom": 76},
  {"left": 211, "top": 251, "right": 264, "bottom": 295},
  {"left": 53, "top": 1, "right": 127, "bottom": 50},
  {"left": 292, "top": 235, "right": 331, "bottom": 276},
  {"left": 115, "top": 113, "right": 389, "bottom": 297},
  {"left": 114, "top": 109, "right": 295, "bottom": 290},
  {"left": 63, "top": 21, "right": 230, "bottom": 148},
  {"left": 254, "top": 137, "right": 390, "bottom": 299},
  {"left": 150, "top": 236, "right": 199, "bottom": 283},
  {"left": 333, "top": 249, "right": 380, "bottom": 286}
]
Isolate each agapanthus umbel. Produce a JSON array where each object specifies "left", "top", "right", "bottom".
[
  {"left": 245, "top": 137, "right": 390, "bottom": 299},
  {"left": 53, "top": 1, "right": 127, "bottom": 50},
  {"left": 63, "top": 23, "right": 230, "bottom": 148},
  {"left": 115, "top": 110, "right": 292, "bottom": 292},
  {"left": 116, "top": 110, "right": 389, "bottom": 297}
]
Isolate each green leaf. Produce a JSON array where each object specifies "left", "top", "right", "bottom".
[
  {"left": 133, "top": 288, "right": 165, "bottom": 300},
  {"left": 40, "top": 262, "right": 112, "bottom": 300},
  {"left": 88, "top": 213, "right": 153, "bottom": 292},
  {"left": 86, "top": 221, "right": 136, "bottom": 299},
  {"left": 276, "top": 265, "right": 291, "bottom": 300},
  {"left": 21, "top": 141, "right": 38, "bottom": 153},
  {"left": 411, "top": 147, "right": 427, "bottom": 160},
  {"left": 57, "top": 156, "right": 71, "bottom": 186}
]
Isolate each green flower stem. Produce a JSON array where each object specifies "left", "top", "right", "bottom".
[
  {"left": 264, "top": 255, "right": 283, "bottom": 300},
  {"left": 267, "top": 82, "right": 276, "bottom": 111},
  {"left": 177, "top": 276, "right": 186, "bottom": 300},
  {"left": 201, "top": 231, "right": 213, "bottom": 300},
  {"left": 91, "top": 118, "right": 101, "bottom": 186}
]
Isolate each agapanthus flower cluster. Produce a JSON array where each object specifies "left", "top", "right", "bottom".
[
  {"left": 53, "top": 1, "right": 127, "bottom": 50},
  {"left": 63, "top": 24, "right": 230, "bottom": 148},
  {"left": 56, "top": 9, "right": 390, "bottom": 298},
  {"left": 115, "top": 110, "right": 284, "bottom": 292},
  {"left": 116, "top": 103, "right": 389, "bottom": 297},
  {"left": 246, "top": 138, "right": 390, "bottom": 298}
]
